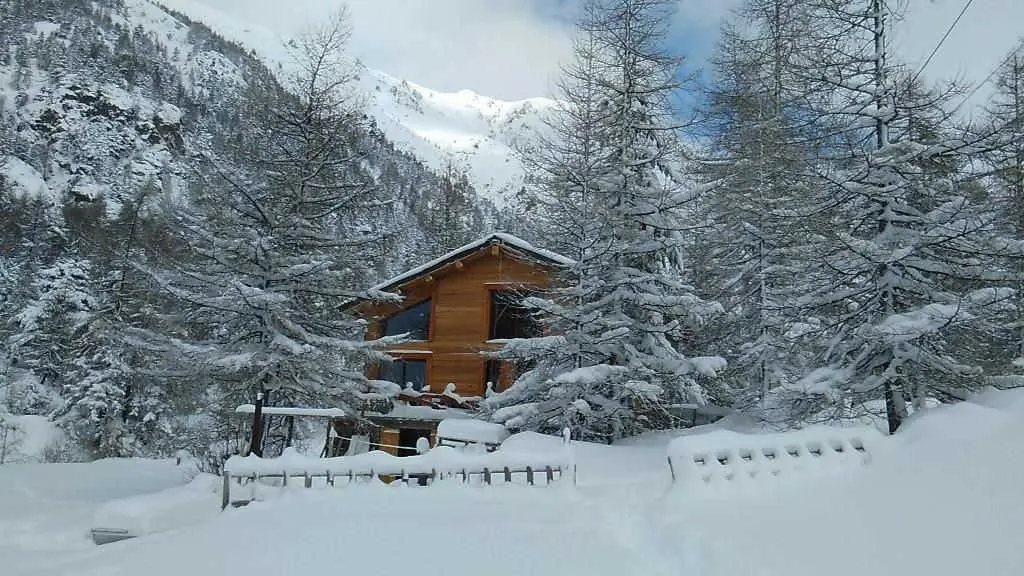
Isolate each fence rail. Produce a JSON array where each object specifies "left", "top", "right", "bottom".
[{"left": 221, "top": 464, "right": 569, "bottom": 509}]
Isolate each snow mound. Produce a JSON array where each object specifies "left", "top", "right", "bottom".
[
  {"left": 92, "top": 474, "right": 221, "bottom": 537},
  {"left": 0, "top": 414, "right": 63, "bottom": 463},
  {"left": 667, "top": 425, "right": 882, "bottom": 496},
  {"left": 666, "top": 390, "right": 1024, "bottom": 576},
  {"left": 437, "top": 418, "right": 510, "bottom": 446},
  {"left": 2, "top": 157, "right": 54, "bottom": 202}
]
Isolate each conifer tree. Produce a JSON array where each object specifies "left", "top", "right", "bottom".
[
  {"left": 157, "top": 12, "right": 397, "bottom": 417},
  {"left": 782, "top": 0, "right": 1013, "bottom": 432},
  {"left": 979, "top": 43, "right": 1024, "bottom": 387},
  {"left": 695, "top": 0, "right": 826, "bottom": 410},
  {"left": 484, "top": 0, "right": 724, "bottom": 442}
]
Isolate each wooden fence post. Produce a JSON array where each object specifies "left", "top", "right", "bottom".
[
  {"left": 304, "top": 472, "right": 312, "bottom": 488},
  {"left": 526, "top": 466, "right": 534, "bottom": 486},
  {"left": 483, "top": 467, "right": 491, "bottom": 485},
  {"left": 545, "top": 466, "right": 554, "bottom": 484},
  {"left": 221, "top": 471, "right": 230, "bottom": 510}
]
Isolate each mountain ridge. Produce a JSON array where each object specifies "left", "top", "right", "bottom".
[{"left": 147, "top": 0, "right": 553, "bottom": 206}]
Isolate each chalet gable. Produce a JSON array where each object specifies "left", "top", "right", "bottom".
[{"left": 370, "top": 232, "right": 572, "bottom": 296}]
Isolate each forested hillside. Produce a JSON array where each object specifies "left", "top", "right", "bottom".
[{"left": 0, "top": 0, "right": 489, "bottom": 461}]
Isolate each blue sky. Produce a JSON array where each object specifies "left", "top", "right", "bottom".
[{"left": 187, "top": 0, "right": 1021, "bottom": 112}]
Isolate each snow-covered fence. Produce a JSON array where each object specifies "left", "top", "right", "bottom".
[
  {"left": 221, "top": 446, "right": 572, "bottom": 509},
  {"left": 666, "top": 426, "right": 883, "bottom": 492}
]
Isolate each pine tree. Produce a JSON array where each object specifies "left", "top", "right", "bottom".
[
  {"left": 484, "top": 0, "right": 724, "bottom": 442},
  {"left": 416, "top": 158, "right": 485, "bottom": 255}
]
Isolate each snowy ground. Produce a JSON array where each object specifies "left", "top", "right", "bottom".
[
  {"left": 2, "top": 389, "right": 1023, "bottom": 576},
  {"left": 0, "top": 458, "right": 194, "bottom": 574}
]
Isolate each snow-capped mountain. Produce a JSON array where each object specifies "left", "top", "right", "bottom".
[
  {"left": 358, "top": 68, "right": 555, "bottom": 206},
  {"left": 149, "top": 0, "right": 556, "bottom": 206}
]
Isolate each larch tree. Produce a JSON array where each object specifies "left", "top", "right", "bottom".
[
  {"left": 978, "top": 42, "right": 1024, "bottom": 387},
  {"left": 155, "top": 11, "right": 398, "bottom": 438},
  {"left": 695, "top": 0, "right": 828, "bottom": 412},
  {"left": 483, "top": 0, "right": 724, "bottom": 443},
  {"left": 782, "top": 0, "right": 1013, "bottom": 433}
]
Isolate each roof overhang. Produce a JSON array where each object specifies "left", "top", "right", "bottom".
[{"left": 342, "top": 233, "right": 572, "bottom": 313}]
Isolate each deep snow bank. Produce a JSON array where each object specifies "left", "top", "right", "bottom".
[
  {"left": 0, "top": 458, "right": 195, "bottom": 574},
  {"left": 660, "top": 388, "right": 1024, "bottom": 576},
  {"left": 6, "top": 390, "right": 1024, "bottom": 576}
]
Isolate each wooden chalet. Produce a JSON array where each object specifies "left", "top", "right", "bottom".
[{"left": 334, "top": 233, "right": 573, "bottom": 456}]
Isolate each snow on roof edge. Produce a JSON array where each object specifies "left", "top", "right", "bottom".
[
  {"left": 234, "top": 404, "right": 346, "bottom": 418},
  {"left": 369, "top": 232, "right": 573, "bottom": 293}
]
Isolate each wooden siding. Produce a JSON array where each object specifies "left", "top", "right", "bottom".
[
  {"left": 359, "top": 245, "right": 556, "bottom": 398},
  {"left": 379, "top": 428, "right": 400, "bottom": 456}
]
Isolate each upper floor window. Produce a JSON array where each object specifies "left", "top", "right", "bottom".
[
  {"left": 384, "top": 299, "right": 431, "bottom": 340},
  {"left": 489, "top": 291, "right": 539, "bottom": 340}
]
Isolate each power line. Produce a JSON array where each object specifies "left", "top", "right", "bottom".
[
  {"left": 910, "top": 0, "right": 975, "bottom": 86},
  {"left": 950, "top": 42, "right": 1023, "bottom": 115}
]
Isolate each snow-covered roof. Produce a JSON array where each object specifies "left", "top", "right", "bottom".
[
  {"left": 370, "top": 232, "right": 573, "bottom": 294},
  {"left": 370, "top": 404, "right": 472, "bottom": 422},
  {"left": 437, "top": 419, "right": 511, "bottom": 445},
  {"left": 234, "top": 405, "right": 346, "bottom": 418}
]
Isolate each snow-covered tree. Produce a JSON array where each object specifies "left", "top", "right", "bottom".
[
  {"left": 484, "top": 0, "right": 724, "bottom": 442},
  {"left": 157, "top": 12, "right": 397, "bottom": 419},
  {"left": 5, "top": 256, "right": 133, "bottom": 456},
  {"left": 779, "top": 0, "right": 1013, "bottom": 433},
  {"left": 414, "top": 157, "right": 485, "bottom": 255},
  {"left": 694, "top": 0, "right": 827, "bottom": 409},
  {"left": 978, "top": 43, "right": 1024, "bottom": 387}
]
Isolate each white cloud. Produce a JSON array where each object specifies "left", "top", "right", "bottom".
[
  {"left": 897, "top": 0, "right": 1023, "bottom": 114},
  {"left": 184, "top": 0, "right": 576, "bottom": 99},
  {"left": 185, "top": 0, "right": 1021, "bottom": 108}
]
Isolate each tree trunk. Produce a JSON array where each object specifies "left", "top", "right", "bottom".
[
  {"left": 884, "top": 380, "right": 906, "bottom": 435},
  {"left": 285, "top": 414, "right": 295, "bottom": 448}
]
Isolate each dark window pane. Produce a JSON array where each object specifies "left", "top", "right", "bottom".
[
  {"left": 490, "top": 291, "right": 539, "bottom": 340},
  {"left": 403, "top": 360, "right": 426, "bottom": 391},
  {"left": 380, "top": 359, "right": 427, "bottom": 392},
  {"left": 384, "top": 299, "right": 431, "bottom": 340},
  {"left": 380, "top": 361, "right": 403, "bottom": 385}
]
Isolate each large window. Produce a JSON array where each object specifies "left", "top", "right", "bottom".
[
  {"left": 380, "top": 359, "right": 427, "bottom": 391},
  {"left": 384, "top": 299, "right": 431, "bottom": 340},
  {"left": 489, "top": 291, "right": 539, "bottom": 340}
]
